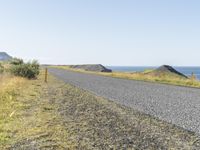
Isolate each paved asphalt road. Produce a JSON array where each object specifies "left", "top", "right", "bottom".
[{"left": 49, "top": 68, "right": 200, "bottom": 134}]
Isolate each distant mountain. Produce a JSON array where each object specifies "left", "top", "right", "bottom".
[{"left": 0, "top": 52, "right": 12, "bottom": 61}]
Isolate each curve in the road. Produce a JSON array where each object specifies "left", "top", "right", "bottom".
[{"left": 48, "top": 68, "right": 200, "bottom": 134}]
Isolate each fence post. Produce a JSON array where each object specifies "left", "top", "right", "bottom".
[
  {"left": 45, "top": 68, "right": 48, "bottom": 83},
  {"left": 191, "top": 72, "right": 196, "bottom": 81}
]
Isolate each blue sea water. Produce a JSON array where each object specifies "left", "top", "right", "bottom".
[{"left": 107, "top": 66, "right": 200, "bottom": 80}]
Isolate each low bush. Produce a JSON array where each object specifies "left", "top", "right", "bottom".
[
  {"left": 0, "top": 63, "right": 4, "bottom": 73},
  {"left": 10, "top": 60, "right": 40, "bottom": 79},
  {"left": 10, "top": 58, "right": 24, "bottom": 65}
]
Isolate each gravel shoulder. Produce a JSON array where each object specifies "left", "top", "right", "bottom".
[{"left": 48, "top": 68, "right": 200, "bottom": 135}]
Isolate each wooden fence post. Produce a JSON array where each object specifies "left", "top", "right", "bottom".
[
  {"left": 45, "top": 68, "right": 48, "bottom": 83},
  {"left": 191, "top": 72, "right": 196, "bottom": 81}
]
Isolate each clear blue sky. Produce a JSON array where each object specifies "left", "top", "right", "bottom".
[{"left": 0, "top": 0, "right": 199, "bottom": 66}]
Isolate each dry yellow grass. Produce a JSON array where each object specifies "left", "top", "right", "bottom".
[
  {"left": 103, "top": 71, "right": 200, "bottom": 87},
  {"left": 0, "top": 75, "right": 25, "bottom": 91},
  {"left": 0, "top": 75, "right": 26, "bottom": 105},
  {"left": 0, "top": 74, "right": 27, "bottom": 145}
]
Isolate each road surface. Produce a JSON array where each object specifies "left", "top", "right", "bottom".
[{"left": 49, "top": 68, "right": 200, "bottom": 134}]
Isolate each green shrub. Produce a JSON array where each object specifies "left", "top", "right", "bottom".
[
  {"left": 10, "top": 58, "right": 24, "bottom": 65},
  {"left": 10, "top": 60, "right": 40, "bottom": 79},
  {"left": 0, "top": 63, "right": 4, "bottom": 73}
]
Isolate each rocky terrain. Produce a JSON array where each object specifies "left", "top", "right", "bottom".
[
  {"left": 69, "top": 64, "right": 112, "bottom": 72},
  {"left": 0, "top": 52, "right": 12, "bottom": 61}
]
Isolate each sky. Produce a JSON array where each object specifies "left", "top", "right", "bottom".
[{"left": 0, "top": 0, "right": 199, "bottom": 66}]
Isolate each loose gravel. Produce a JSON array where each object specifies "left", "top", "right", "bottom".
[{"left": 49, "top": 68, "right": 200, "bottom": 135}]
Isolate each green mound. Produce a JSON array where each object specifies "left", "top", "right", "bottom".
[{"left": 147, "top": 65, "right": 188, "bottom": 79}]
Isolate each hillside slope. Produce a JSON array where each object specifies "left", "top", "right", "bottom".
[
  {"left": 0, "top": 52, "right": 12, "bottom": 61},
  {"left": 148, "top": 65, "right": 188, "bottom": 78}
]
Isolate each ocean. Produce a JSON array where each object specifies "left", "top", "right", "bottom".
[{"left": 106, "top": 66, "right": 200, "bottom": 80}]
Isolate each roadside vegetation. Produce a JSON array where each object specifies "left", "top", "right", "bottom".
[
  {"left": 0, "top": 75, "right": 27, "bottom": 146},
  {"left": 0, "top": 63, "right": 4, "bottom": 73},
  {"left": 9, "top": 58, "right": 40, "bottom": 79},
  {"left": 0, "top": 58, "right": 40, "bottom": 79},
  {"left": 52, "top": 65, "right": 200, "bottom": 88},
  {"left": 0, "top": 58, "right": 40, "bottom": 148}
]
